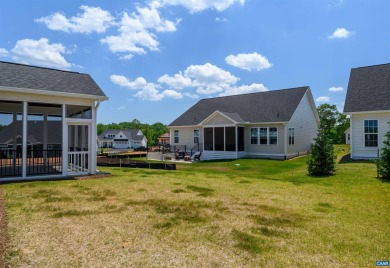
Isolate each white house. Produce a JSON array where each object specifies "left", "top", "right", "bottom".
[
  {"left": 344, "top": 63, "right": 390, "bottom": 159},
  {"left": 0, "top": 61, "right": 108, "bottom": 181},
  {"left": 169, "top": 86, "right": 319, "bottom": 160},
  {"left": 98, "top": 129, "right": 147, "bottom": 149}
]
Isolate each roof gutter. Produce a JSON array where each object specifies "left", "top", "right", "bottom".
[{"left": 0, "top": 86, "right": 109, "bottom": 101}]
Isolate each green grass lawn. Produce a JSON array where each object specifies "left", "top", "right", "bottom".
[{"left": 1, "top": 145, "right": 389, "bottom": 267}]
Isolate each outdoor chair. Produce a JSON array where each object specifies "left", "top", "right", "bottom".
[{"left": 193, "top": 151, "right": 201, "bottom": 161}]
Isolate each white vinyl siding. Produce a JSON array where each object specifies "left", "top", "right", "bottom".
[
  {"left": 287, "top": 92, "right": 318, "bottom": 155},
  {"left": 350, "top": 113, "right": 390, "bottom": 159}
]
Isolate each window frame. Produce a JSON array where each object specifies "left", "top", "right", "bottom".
[
  {"left": 364, "top": 120, "right": 378, "bottom": 147},
  {"left": 269, "top": 127, "right": 278, "bottom": 145},
  {"left": 193, "top": 129, "right": 200, "bottom": 144},
  {"left": 250, "top": 128, "right": 259, "bottom": 144},
  {"left": 174, "top": 130, "right": 179, "bottom": 144},
  {"left": 289, "top": 128, "right": 295, "bottom": 145}
]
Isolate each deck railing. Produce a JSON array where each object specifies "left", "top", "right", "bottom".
[{"left": 68, "top": 151, "right": 89, "bottom": 174}]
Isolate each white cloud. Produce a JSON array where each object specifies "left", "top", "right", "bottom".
[
  {"left": 135, "top": 83, "right": 163, "bottom": 101},
  {"left": 184, "top": 92, "right": 199, "bottom": 99},
  {"left": 225, "top": 52, "right": 272, "bottom": 71},
  {"left": 329, "top": 86, "right": 343, "bottom": 92},
  {"left": 328, "top": 27, "right": 353, "bottom": 39},
  {"left": 158, "top": 72, "right": 192, "bottom": 89},
  {"left": 11, "top": 38, "right": 72, "bottom": 69},
  {"left": 316, "top": 96, "right": 330, "bottom": 103},
  {"left": 161, "top": 89, "right": 183, "bottom": 99},
  {"left": 185, "top": 62, "right": 238, "bottom": 86},
  {"left": 117, "top": 106, "right": 126, "bottom": 110},
  {"left": 219, "top": 83, "right": 268, "bottom": 96},
  {"left": 101, "top": 3, "right": 179, "bottom": 58},
  {"left": 110, "top": 75, "right": 147, "bottom": 89},
  {"left": 0, "top": 48, "right": 8, "bottom": 57},
  {"left": 160, "top": 0, "right": 245, "bottom": 13},
  {"left": 36, "top": 6, "right": 114, "bottom": 34}
]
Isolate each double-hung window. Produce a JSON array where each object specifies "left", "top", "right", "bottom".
[
  {"left": 250, "top": 128, "right": 258, "bottom": 144},
  {"left": 194, "top": 130, "right": 199, "bottom": 144},
  {"left": 364, "top": 120, "right": 378, "bottom": 147},
  {"left": 259, "top": 128, "right": 268, "bottom": 144},
  {"left": 269, "top": 127, "right": 278, "bottom": 144},
  {"left": 289, "top": 128, "right": 294, "bottom": 145},
  {"left": 174, "top": 130, "right": 179, "bottom": 143}
]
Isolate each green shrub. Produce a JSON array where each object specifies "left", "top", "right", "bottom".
[{"left": 308, "top": 126, "right": 336, "bottom": 176}]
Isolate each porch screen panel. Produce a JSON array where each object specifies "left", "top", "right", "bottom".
[
  {"left": 0, "top": 101, "right": 23, "bottom": 177},
  {"left": 27, "top": 103, "right": 62, "bottom": 176},
  {"left": 214, "top": 127, "right": 224, "bottom": 151},
  {"left": 66, "top": 105, "right": 92, "bottom": 119},
  {"left": 204, "top": 128, "right": 213, "bottom": 150},
  {"left": 238, "top": 127, "right": 245, "bottom": 151},
  {"left": 225, "top": 127, "right": 236, "bottom": 151}
]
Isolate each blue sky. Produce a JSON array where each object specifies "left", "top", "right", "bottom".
[{"left": 0, "top": 0, "right": 389, "bottom": 125}]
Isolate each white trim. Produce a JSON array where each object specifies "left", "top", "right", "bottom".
[
  {"left": 62, "top": 104, "right": 68, "bottom": 177},
  {"left": 0, "top": 86, "right": 108, "bottom": 101},
  {"left": 199, "top": 110, "right": 241, "bottom": 125},
  {"left": 345, "top": 110, "right": 390, "bottom": 115}
]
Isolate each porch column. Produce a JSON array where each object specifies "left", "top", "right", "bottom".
[
  {"left": 90, "top": 103, "right": 97, "bottom": 174},
  {"left": 22, "top": 101, "right": 27, "bottom": 178},
  {"left": 350, "top": 117, "right": 353, "bottom": 158},
  {"left": 62, "top": 104, "right": 68, "bottom": 176}
]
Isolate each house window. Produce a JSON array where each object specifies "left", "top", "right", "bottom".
[
  {"left": 238, "top": 127, "right": 245, "bottom": 151},
  {"left": 269, "top": 127, "right": 278, "bottom": 145},
  {"left": 250, "top": 128, "right": 258, "bottom": 144},
  {"left": 289, "top": 128, "right": 295, "bottom": 145},
  {"left": 174, "top": 130, "right": 179, "bottom": 143},
  {"left": 204, "top": 128, "right": 213, "bottom": 150},
  {"left": 194, "top": 130, "right": 199, "bottom": 144},
  {"left": 364, "top": 120, "right": 378, "bottom": 147},
  {"left": 259, "top": 128, "right": 268, "bottom": 144}
]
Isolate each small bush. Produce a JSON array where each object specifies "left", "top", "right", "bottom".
[{"left": 377, "top": 122, "right": 390, "bottom": 180}]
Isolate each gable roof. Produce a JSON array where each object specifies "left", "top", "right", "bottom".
[
  {"left": 169, "top": 87, "right": 310, "bottom": 126},
  {"left": 344, "top": 63, "right": 390, "bottom": 113},
  {"left": 0, "top": 61, "right": 107, "bottom": 100}
]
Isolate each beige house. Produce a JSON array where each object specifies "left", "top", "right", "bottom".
[
  {"left": 0, "top": 61, "right": 107, "bottom": 181},
  {"left": 169, "top": 86, "right": 319, "bottom": 160},
  {"left": 344, "top": 63, "right": 390, "bottom": 159}
]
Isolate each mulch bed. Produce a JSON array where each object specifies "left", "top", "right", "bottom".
[{"left": 0, "top": 187, "right": 7, "bottom": 268}]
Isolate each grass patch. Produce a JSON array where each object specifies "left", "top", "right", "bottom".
[
  {"left": 186, "top": 185, "right": 214, "bottom": 197},
  {"left": 232, "top": 229, "right": 266, "bottom": 254},
  {"left": 1, "top": 146, "right": 389, "bottom": 267}
]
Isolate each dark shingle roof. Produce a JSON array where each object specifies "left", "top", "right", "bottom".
[
  {"left": 0, "top": 61, "right": 107, "bottom": 98},
  {"left": 344, "top": 63, "right": 390, "bottom": 113},
  {"left": 169, "top": 87, "right": 309, "bottom": 126}
]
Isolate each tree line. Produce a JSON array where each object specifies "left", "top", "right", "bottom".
[{"left": 97, "top": 119, "right": 169, "bottom": 147}]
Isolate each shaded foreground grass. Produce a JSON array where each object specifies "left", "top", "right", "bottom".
[{"left": 1, "top": 145, "right": 389, "bottom": 267}]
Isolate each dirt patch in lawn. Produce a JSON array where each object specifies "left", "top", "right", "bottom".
[{"left": 0, "top": 188, "right": 7, "bottom": 268}]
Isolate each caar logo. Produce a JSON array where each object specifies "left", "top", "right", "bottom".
[{"left": 376, "top": 261, "right": 389, "bottom": 267}]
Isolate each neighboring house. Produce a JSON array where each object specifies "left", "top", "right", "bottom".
[
  {"left": 157, "top": 133, "right": 170, "bottom": 145},
  {"left": 345, "top": 127, "right": 350, "bottom": 145},
  {"left": 344, "top": 63, "right": 390, "bottom": 159},
  {"left": 0, "top": 61, "right": 107, "bottom": 180},
  {"left": 98, "top": 129, "right": 147, "bottom": 149},
  {"left": 169, "top": 86, "right": 319, "bottom": 160}
]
